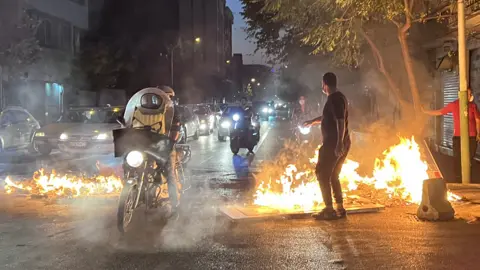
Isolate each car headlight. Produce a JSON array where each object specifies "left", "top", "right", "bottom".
[
  {"left": 59, "top": 133, "right": 68, "bottom": 140},
  {"left": 126, "top": 150, "right": 144, "bottom": 168},
  {"left": 35, "top": 132, "right": 45, "bottom": 137},
  {"left": 233, "top": 114, "right": 240, "bottom": 121},
  {"left": 262, "top": 107, "right": 268, "bottom": 113},
  {"left": 268, "top": 108, "right": 273, "bottom": 113},
  {"left": 95, "top": 133, "right": 108, "bottom": 140},
  {"left": 298, "top": 126, "right": 311, "bottom": 135},
  {"left": 200, "top": 123, "right": 207, "bottom": 129},
  {"left": 221, "top": 121, "right": 231, "bottom": 128},
  {"left": 201, "top": 119, "right": 206, "bottom": 123}
]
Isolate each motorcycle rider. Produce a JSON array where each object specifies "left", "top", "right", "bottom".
[
  {"left": 239, "top": 97, "right": 260, "bottom": 144},
  {"left": 157, "top": 86, "right": 182, "bottom": 214},
  {"left": 126, "top": 86, "right": 182, "bottom": 215}
]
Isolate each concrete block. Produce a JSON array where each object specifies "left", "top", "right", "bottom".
[{"left": 417, "top": 178, "right": 455, "bottom": 221}]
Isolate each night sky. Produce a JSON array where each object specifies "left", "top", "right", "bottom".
[{"left": 226, "top": 0, "right": 265, "bottom": 65}]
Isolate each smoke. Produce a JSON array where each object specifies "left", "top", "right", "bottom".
[{"left": 66, "top": 173, "right": 228, "bottom": 253}]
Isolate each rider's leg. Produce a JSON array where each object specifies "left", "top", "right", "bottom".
[{"left": 166, "top": 149, "right": 181, "bottom": 209}]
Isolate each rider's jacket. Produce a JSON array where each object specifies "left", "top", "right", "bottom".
[{"left": 124, "top": 88, "right": 175, "bottom": 138}]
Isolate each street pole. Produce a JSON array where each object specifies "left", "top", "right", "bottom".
[
  {"left": 170, "top": 49, "right": 174, "bottom": 88},
  {"left": 458, "top": 0, "right": 471, "bottom": 184}
]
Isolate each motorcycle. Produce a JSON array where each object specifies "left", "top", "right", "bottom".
[
  {"left": 113, "top": 124, "right": 188, "bottom": 233},
  {"left": 229, "top": 110, "right": 260, "bottom": 155}
]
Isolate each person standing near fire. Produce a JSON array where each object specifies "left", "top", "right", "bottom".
[
  {"left": 422, "top": 87, "right": 480, "bottom": 182},
  {"left": 303, "top": 72, "right": 350, "bottom": 220}
]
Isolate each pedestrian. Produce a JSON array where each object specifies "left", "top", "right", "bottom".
[
  {"left": 303, "top": 72, "right": 351, "bottom": 220},
  {"left": 422, "top": 87, "right": 480, "bottom": 182}
]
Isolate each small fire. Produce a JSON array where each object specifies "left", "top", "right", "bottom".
[
  {"left": 254, "top": 137, "right": 459, "bottom": 211},
  {"left": 3, "top": 163, "right": 123, "bottom": 198}
]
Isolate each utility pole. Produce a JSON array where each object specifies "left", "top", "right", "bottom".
[
  {"left": 457, "top": 0, "right": 471, "bottom": 184},
  {"left": 170, "top": 48, "right": 174, "bottom": 88}
]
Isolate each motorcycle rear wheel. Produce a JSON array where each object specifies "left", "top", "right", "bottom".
[{"left": 117, "top": 185, "right": 138, "bottom": 233}]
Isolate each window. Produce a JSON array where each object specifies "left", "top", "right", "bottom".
[
  {"left": 69, "top": 0, "right": 86, "bottom": 6},
  {"left": 60, "top": 24, "right": 72, "bottom": 51},
  {"left": 37, "top": 20, "right": 52, "bottom": 46},
  {"left": 12, "top": 110, "right": 31, "bottom": 123}
]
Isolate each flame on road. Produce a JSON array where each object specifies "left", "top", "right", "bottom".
[
  {"left": 254, "top": 137, "right": 459, "bottom": 211},
  {"left": 3, "top": 162, "right": 123, "bottom": 198}
]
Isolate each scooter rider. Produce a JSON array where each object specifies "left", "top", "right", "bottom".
[
  {"left": 157, "top": 86, "right": 182, "bottom": 214},
  {"left": 125, "top": 86, "right": 182, "bottom": 215}
]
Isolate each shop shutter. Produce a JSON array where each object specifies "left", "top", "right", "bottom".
[{"left": 441, "top": 70, "right": 459, "bottom": 148}]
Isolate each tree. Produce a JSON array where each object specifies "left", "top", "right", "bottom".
[
  {"left": 245, "top": 0, "right": 453, "bottom": 113},
  {"left": 0, "top": 10, "right": 41, "bottom": 81}
]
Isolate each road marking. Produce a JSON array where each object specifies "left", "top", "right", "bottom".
[{"left": 255, "top": 125, "right": 271, "bottom": 152}]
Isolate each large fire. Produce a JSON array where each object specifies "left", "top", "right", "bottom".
[
  {"left": 254, "top": 137, "right": 459, "bottom": 211},
  {"left": 3, "top": 162, "right": 123, "bottom": 198}
]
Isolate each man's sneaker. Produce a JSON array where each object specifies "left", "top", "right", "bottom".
[
  {"left": 336, "top": 208, "right": 347, "bottom": 218},
  {"left": 312, "top": 208, "right": 337, "bottom": 220}
]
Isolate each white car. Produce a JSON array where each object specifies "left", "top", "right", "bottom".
[{"left": 0, "top": 107, "right": 40, "bottom": 153}]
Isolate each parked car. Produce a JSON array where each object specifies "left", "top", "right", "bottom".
[
  {"left": 176, "top": 105, "right": 200, "bottom": 143},
  {"left": 34, "top": 106, "right": 124, "bottom": 156},
  {"left": 0, "top": 107, "right": 40, "bottom": 153},
  {"left": 193, "top": 105, "right": 215, "bottom": 135}
]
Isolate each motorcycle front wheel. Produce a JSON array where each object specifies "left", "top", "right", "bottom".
[{"left": 117, "top": 184, "right": 138, "bottom": 233}]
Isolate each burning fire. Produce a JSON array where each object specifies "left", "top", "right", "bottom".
[
  {"left": 3, "top": 162, "right": 123, "bottom": 198},
  {"left": 254, "top": 137, "right": 458, "bottom": 211}
]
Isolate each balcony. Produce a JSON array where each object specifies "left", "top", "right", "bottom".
[{"left": 447, "top": 0, "right": 480, "bottom": 28}]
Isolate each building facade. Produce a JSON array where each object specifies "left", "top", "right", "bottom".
[
  {"left": 428, "top": 0, "right": 480, "bottom": 157},
  {"left": 0, "top": 0, "right": 101, "bottom": 124},
  {"left": 178, "top": 0, "right": 234, "bottom": 103}
]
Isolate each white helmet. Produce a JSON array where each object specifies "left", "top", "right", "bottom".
[{"left": 158, "top": 86, "right": 175, "bottom": 98}]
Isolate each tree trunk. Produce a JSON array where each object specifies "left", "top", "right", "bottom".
[
  {"left": 398, "top": 29, "right": 421, "bottom": 113},
  {"left": 360, "top": 29, "right": 409, "bottom": 109}
]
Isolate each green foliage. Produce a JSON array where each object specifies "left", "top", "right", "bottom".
[
  {"left": 0, "top": 10, "right": 41, "bottom": 80},
  {"left": 69, "top": 37, "right": 138, "bottom": 90},
  {"left": 244, "top": 0, "right": 451, "bottom": 68}
]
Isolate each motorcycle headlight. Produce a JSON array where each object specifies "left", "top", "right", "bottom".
[
  {"left": 126, "top": 151, "right": 144, "bottom": 168},
  {"left": 233, "top": 114, "right": 240, "bottom": 121},
  {"left": 59, "top": 133, "right": 68, "bottom": 140},
  {"left": 262, "top": 107, "right": 268, "bottom": 113},
  {"left": 268, "top": 108, "right": 273, "bottom": 113},
  {"left": 95, "top": 133, "right": 108, "bottom": 140},
  {"left": 200, "top": 119, "right": 206, "bottom": 123},
  {"left": 298, "top": 126, "right": 311, "bottom": 135},
  {"left": 221, "top": 121, "right": 231, "bottom": 128}
]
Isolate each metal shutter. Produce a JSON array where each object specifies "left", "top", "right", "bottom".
[{"left": 441, "top": 70, "right": 459, "bottom": 148}]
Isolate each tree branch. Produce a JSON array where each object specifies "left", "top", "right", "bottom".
[
  {"left": 401, "top": 0, "right": 412, "bottom": 33},
  {"left": 412, "top": 14, "right": 454, "bottom": 23}
]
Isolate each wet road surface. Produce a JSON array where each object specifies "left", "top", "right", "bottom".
[{"left": 1, "top": 120, "right": 480, "bottom": 269}]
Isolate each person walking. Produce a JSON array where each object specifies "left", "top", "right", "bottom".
[
  {"left": 303, "top": 72, "right": 351, "bottom": 220},
  {"left": 422, "top": 87, "right": 480, "bottom": 182}
]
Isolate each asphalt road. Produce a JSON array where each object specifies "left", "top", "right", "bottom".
[{"left": 1, "top": 120, "right": 480, "bottom": 269}]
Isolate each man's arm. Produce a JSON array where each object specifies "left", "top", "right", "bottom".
[
  {"left": 422, "top": 103, "right": 451, "bottom": 116},
  {"left": 333, "top": 97, "right": 346, "bottom": 149},
  {"left": 304, "top": 116, "right": 323, "bottom": 127},
  {"left": 474, "top": 106, "right": 480, "bottom": 139}
]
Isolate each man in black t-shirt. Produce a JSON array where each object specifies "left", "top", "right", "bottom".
[{"left": 303, "top": 72, "right": 351, "bottom": 220}]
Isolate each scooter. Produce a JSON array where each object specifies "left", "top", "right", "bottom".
[{"left": 229, "top": 112, "right": 260, "bottom": 155}]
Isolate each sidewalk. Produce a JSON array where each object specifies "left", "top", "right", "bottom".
[
  {"left": 430, "top": 149, "right": 480, "bottom": 184},
  {"left": 445, "top": 183, "right": 480, "bottom": 222}
]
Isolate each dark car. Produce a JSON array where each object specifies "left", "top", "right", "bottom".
[
  {"left": 253, "top": 101, "right": 274, "bottom": 120},
  {"left": 193, "top": 105, "right": 215, "bottom": 135}
]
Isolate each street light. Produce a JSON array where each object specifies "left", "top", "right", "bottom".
[
  {"left": 257, "top": 83, "right": 260, "bottom": 86},
  {"left": 251, "top": 78, "right": 256, "bottom": 82},
  {"left": 226, "top": 60, "right": 231, "bottom": 64},
  {"left": 195, "top": 37, "right": 201, "bottom": 44}
]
